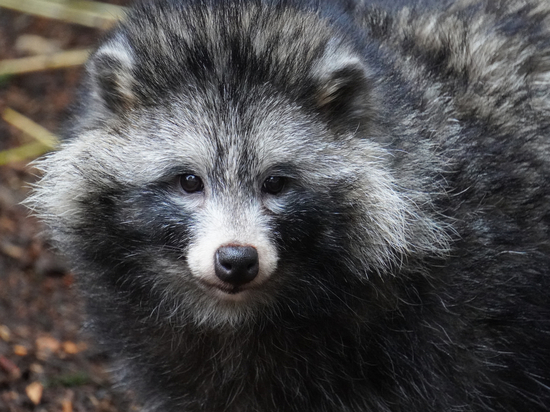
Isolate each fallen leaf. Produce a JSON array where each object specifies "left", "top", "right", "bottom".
[
  {"left": 62, "top": 399, "right": 73, "bottom": 412},
  {"left": 29, "top": 363, "right": 44, "bottom": 375},
  {"left": 25, "top": 381, "right": 43, "bottom": 405},
  {"left": 62, "top": 341, "right": 79, "bottom": 355},
  {"left": 36, "top": 335, "right": 61, "bottom": 360},
  {"left": 0, "top": 355, "right": 21, "bottom": 378},
  {"left": 0, "top": 325, "right": 10, "bottom": 342},
  {"left": 13, "top": 345, "right": 28, "bottom": 356},
  {"left": 0, "top": 216, "right": 14, "bottom": 232},
  {"left": 0, "top": 242, "right": 24, "bottom": 259},
  {"left": 61, "top": 390, "right": 74, "bottom": 412}
]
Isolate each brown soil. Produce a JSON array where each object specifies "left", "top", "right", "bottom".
[{"left": 0, "top": 4, "right": 140, "bottom": 411}]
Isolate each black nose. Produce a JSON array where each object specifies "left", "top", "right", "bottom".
[{"left": 214, "top": 245, "right": 259, "bottom": 286}]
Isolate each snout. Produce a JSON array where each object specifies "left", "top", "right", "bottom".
[
  {"left": 214, "top": 245, "right": 259, "bottom": 286},
  {"left": 185, "top": 205, "right": 279, "bottom": 298}
]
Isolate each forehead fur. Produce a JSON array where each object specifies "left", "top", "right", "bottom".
[
  {"left": 62, "top": 91, "right": 366, "bottom": 190},
  {"left": 117, "top": 0, "right": 356, "bottom": 103},
  {"left": 68, "top": 0, "right": 375, "bottom": 189}
]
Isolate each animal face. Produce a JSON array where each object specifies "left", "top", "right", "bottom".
[{"left": 29, "top": 1, "right": 448, "bottom": 328}]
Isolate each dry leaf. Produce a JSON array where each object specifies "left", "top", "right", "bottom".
[
  {"left": 13, "top": 345, "right": 28, "bottom": 356},
  {"left": 0, "top": 356, "right": 21, "bottom": 378},
  {"left": 0, "top": 325, "right": 10, "bottom": 342},
  {"left": 29, "top": 363, "right": 44, "bottom": 375},
  {"left": 62, "top": 341, "right": 79, "bottom": 355},
  {"left": 36, "top": 335, "right": 61, "bottom": 359},
  {"left": 62, "top": 399, "right": 73, "bottom": 412},
  {"left": 0, "top": 242, "right": 24, "bottom": 259},
  {"left": 61, "top": 390, "right": 74, "bottom": 412},
  {"left": 0, "top": 216, "right": 15, "bottom": 232},
  {"left": 25, "top": 381, "right": 43, "bottom": 405}
]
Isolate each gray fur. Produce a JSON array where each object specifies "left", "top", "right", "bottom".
[{"left": 28, "top": 0, "right": 550, "bottom": 411}]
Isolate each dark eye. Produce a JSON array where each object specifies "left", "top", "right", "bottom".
[
  {"left": 179, "top": 174, "right": 204, "bottom": 193},
  {"left": 262, "top": 176, "right": 286, "bottom": 195}
]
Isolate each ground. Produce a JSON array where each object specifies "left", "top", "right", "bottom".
[{"left": 0, "top": 3, "right": 140, "bottom": 411}]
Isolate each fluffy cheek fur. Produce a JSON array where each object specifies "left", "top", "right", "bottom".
[{"left": 30, "top": 148, "right": 446, "bottom": 330}]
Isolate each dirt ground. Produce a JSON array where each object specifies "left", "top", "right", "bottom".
[{"left": 0, "top": 4, "right": 141, "bottom": 411}]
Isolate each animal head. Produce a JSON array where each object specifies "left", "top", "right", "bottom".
[{"left": 29, "top": 1, "right": 447, "bottom": 327}]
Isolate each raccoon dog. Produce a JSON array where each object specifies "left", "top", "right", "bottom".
[{"left": 29, "top": 0, "right": 550, "bottom": 410}]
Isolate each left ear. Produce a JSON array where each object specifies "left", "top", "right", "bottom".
[
  {"left": 311, "top": 45, "right": 374, "bottom": 132},
  {"left": 87, "top": 33, "right": 137, "bottom": 117}
]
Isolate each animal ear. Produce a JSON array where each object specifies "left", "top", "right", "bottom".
[
  {"left": 311, "top": 48, "right": 374, "bottom": 132},
  {"left": 87, "top": 36, "right": 136, "bottom": 115}
]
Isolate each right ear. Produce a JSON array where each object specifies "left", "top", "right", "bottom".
[
  {"left": 87, "top": 34, "right": 136, "bottom": 115},
  {"left": 309, "top": 42, "right": 375, "bottom": 134}
]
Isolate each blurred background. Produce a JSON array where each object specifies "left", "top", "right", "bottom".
[{"left": 0, "top": 1, "right": 139, "bottom": 410}]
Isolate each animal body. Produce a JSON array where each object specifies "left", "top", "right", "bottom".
[{"left": 29, "top": 0, "right": 550, "bottom": 411}]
